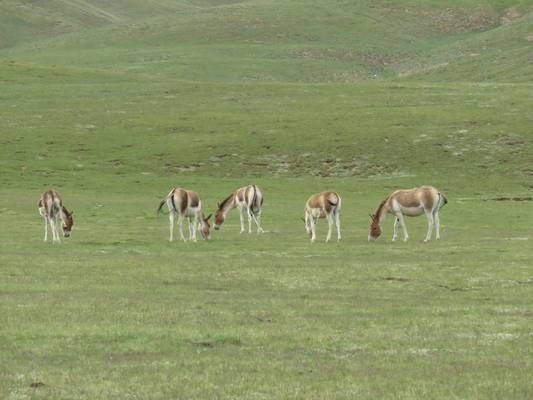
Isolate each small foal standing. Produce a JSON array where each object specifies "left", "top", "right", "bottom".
[
  {"left": 213, "top": 184, "right": 264, "bottom": 233},
  {"left": 157, "top": 188, "right": 211, "bottom": 242},
  {"left": 304, "top": 191, "right": 341, "bottom": 242},
  {"left": 38, "top": 189, "right": 74, "bottom": 242},
  {"left": 368, "top": 186, "right": 447, "bottom": 242}
]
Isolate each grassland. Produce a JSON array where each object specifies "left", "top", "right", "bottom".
[{"left": 1, "top": 1, "right": 533, "bottom": 399}]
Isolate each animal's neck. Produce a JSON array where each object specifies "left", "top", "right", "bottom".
[
  {"left": 221, "top": 194, "right": 236, "bottom": 214},
  {"left": 375, "top": 198, "right": 389, "bottom": 223}
]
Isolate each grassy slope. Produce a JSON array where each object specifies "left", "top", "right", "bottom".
[{"left": 1, "top": 1, "right": 533, "bottom": 399}]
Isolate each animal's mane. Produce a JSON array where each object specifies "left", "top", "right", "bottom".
[
  {"left": 374, "top": 197, "right": 389, "bottom": 221},
  {"left": 218, "top": 193, "right": 235, "bottom": 210}
]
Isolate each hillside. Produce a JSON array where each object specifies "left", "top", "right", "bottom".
[{"left": 1, "top": 0, "right": 533, "bottom": 82}]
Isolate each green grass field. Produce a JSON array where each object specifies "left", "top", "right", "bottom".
[{"left": 1, "top": 1, "right": 532, "bottom": 398}]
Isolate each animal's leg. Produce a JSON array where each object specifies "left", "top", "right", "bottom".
[
  {"left": 247, "top": 207, "right": 253, "bottom": 233},
  {"left": 43, "top": 217, "right": 48, "bottom": 241},
  {"left": 191, "top": 216, "right": 198, "bottom": 242},
  {"left": 397, "top": 214, "right": 409, "bottom": 242},
  {"left": 392, "top": 217, "right": 400, "bottom": 241},
  {"left": 252, "top": 210, "right": 264, "bottom": 233},
  {"left": 169, "top": 212, "right": 175, "bottom": 241},
  {"left": 309, "top": 216, "right": 316, "bottom": 242},
  {"left": 434, "top": 211, "right": 441, "bottom": 240},
  {"left": 239, "top": 206, "right": 245, "bottom": 233},
  {"left": 335, "top": 210, "right": 341, "bottom": 241},
  {"left": 325, "top": 214, "right": 333, "bottom": 243},
  {"left": 178, "top": 215, "right": 186, "bottom": 241},
  {"left": 424, "top": 211, "right": 434, "bottom": 242}
]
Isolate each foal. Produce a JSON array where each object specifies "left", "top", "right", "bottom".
[
  {"left": 368, "top": 186, "right": 447, "bottom": 242},
  {"left": 157, "top": 188, "right": 211, "bottom": 242},
  {"left": 213, "top": 184, "right": 264, "bottom": 233},
  {"left": 38, "top": 190, "right": 74, "bottom": 242},
  {"left": 304, "top": 191, "right": 341, "bottom": 242}
]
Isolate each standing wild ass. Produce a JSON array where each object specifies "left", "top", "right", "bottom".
[
  {"left": 304, "top": 191, "right": 341, "bottom": 242},
  {"left": 38, "top": 189, "right": 74, "bottom": 242},
  {"left": 213, "top": 184, "right": 264, "bottom": 233},
  {"left": 368, "top": 186, "right": 447, "bottom": 242},
  {"left": 157, "top": 188, "right": 211, "bottom": 241}
]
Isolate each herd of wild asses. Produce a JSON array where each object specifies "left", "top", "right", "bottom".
[{"left": 38, "top": 184, "right": 447, "bottom": 243}]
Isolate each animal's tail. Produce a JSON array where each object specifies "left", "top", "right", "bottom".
[
  {"left": 157, "top": 189, "right": 178, "bottom": 215},
  {"left": 439, "top": 192, "right": 448, "bottom": 209},
  {"left": 251, "top": 185, "right": 262, "bottom": 214},
  {"left": 157, "top": 198, "right": 167, "bottom": 214}
]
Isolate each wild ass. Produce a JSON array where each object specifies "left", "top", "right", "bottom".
[
  {"left": 368, "top": 186, "right": 447, "bottom": 242},
  {"left": 304, "top": 191, "right": 341, "bottom": 242},
  {"left": 38, "top": 189, "right": 74, "bottom": 242},
  {"left": 213, "top": 184, "right": 264, "bottom": 233},
  {"left": 157, "top": 188, "right": 211, "bottom": 242}
]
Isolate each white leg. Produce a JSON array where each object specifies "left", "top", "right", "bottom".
[
  {"left": 325, "top": 214, "right": 333, "bottom": 243},
  {"left": 191, "top": 216, "right": 198, "bottom": 242},
  {"left": 397, "top": 214, "right": 409, "bottom": 242},
  {"left": 43, "top": 217, "right": 48, "bottom": 241},
  {"left": 309, "top": 217, "right": 316, "bottom": 242},
  {"left": 239, "top": 207, "right": 245, "bottom": 233},
  {"left": 187, "top": 217, "right": 193, "bottom": 240},
  {"left": 247, "top": 208, "right": 253, "bottom": 233},
  {"left": 169, "top": 213, "right": 175, "bottom": 241},
  {"left": 50, "top": 219, "right": 57, "bottom": 242},
  {"left": 251, "top": 210, "right": 264, "bottom": 233},
  {"left": 434, "top": 211, "right": 441, "bottom": 240},
  {"left": 335, "top": 211, "right": 341, "bottom": 241},
  {"left": 392, "top": 217, "right": 400, "bottom": 241},
  {"left": 178, "top": 215, "right": 186, "bottom": 241},
  {"left": 424, "top": 212, "right": 434, "bottom": 242}
]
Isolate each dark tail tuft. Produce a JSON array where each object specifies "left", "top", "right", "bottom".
[{"left": 157, "top": 199, "right": 167, "bottom": 214}]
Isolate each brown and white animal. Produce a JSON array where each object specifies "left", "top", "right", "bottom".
[
  {"left": 213, "top": 184, "right": 264, "bottom": 233},
  {"left": 38, "top": 189, "right": 74, "bottom": 242},
  {"left": 157, "top": 188, "right": 211, "bottom": 242},
  {"left": 368, "top": 186, "right": 447, "bottom": 242},
  {"left": 304, "top": 191, "right": 341, "bottom": 242}
]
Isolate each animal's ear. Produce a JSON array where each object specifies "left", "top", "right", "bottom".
[
  {"left": 369, "top": 213, "right": 375, "bottom": 221},
  {"left": 217, "top": 202, "right": 221, "bottom": 208},
  {"left": 205, "top": 213, "right": 212, "bottom": 221}
]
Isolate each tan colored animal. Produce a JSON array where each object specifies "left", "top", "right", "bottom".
[
  {"left": 213, "top": 184, "right": 264, "bottom": 233},
  {"left": 304, "top": 191, "right": 341, "bottom": 242},
  {"left": 157, "top": 188, "right": 211, "bottom": 242},
  {"left": 368, "top": 186, "right": 447, "bottom": 242},
  {"left": 38, "top": 190, "right": 74, "bottom": 242}
]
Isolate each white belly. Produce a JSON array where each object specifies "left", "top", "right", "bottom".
[{"left": 399, "top": 206, "right": 425, "bottom": 216}]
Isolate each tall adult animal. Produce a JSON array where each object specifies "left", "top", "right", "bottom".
[
  {"left": 38, "top": 189, "right": 74, "bottom": 242},
  {"left": 157, "top": 188, "right": 211, "bottom": 242},
  {"left": 304, "top": 191, "right": 341, "bottom": 242},
  {"left": 213, "top": 184, "right": 264, "bottom": 233},
  {"left": 368, "top": 186, "right": 447, "bottom": 242}
]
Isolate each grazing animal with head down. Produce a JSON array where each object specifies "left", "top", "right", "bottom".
[
  {"left": 304, "top": 191, "right": 341, "bottom": 242},
  {"left": 213, "top": 184, "right": 264, "bottom": 233},
  {"left": 368, "top": 185, "right": 447, "bottom": 242},
  {"left": 157, "top": 188, "right": 211, "bottom": 242},
  {"left": 38, "top": 189, "right": 74, "bottom": 242}
]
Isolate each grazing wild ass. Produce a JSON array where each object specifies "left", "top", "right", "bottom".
[
  {"left": 368, "top": 186, "right": 447, "bottom": 242},
  {"left": 157, "top": 188, "right": 211, "bottom": 242},
  {"left": 213, "top": 184, "right": 264, "bottom": 233},
  {"left": 38, "top": 190, "right": 74, "bottom": 242},
  {"left": 304, "top": 191, "right": 341, "bottom": 242}
]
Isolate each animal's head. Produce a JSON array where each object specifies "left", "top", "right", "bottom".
[
  {"left": 368, "top": 213, "right": 381, "bottom": 241},
  {"left": 199, "top": 213, "right": 212, "bottom": 240},
  {"left": 62, "top": 207, "right": 74, "bottom": 237},
  {"left": 213, "top": 203, "right": 225, "bottom": 230}
]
